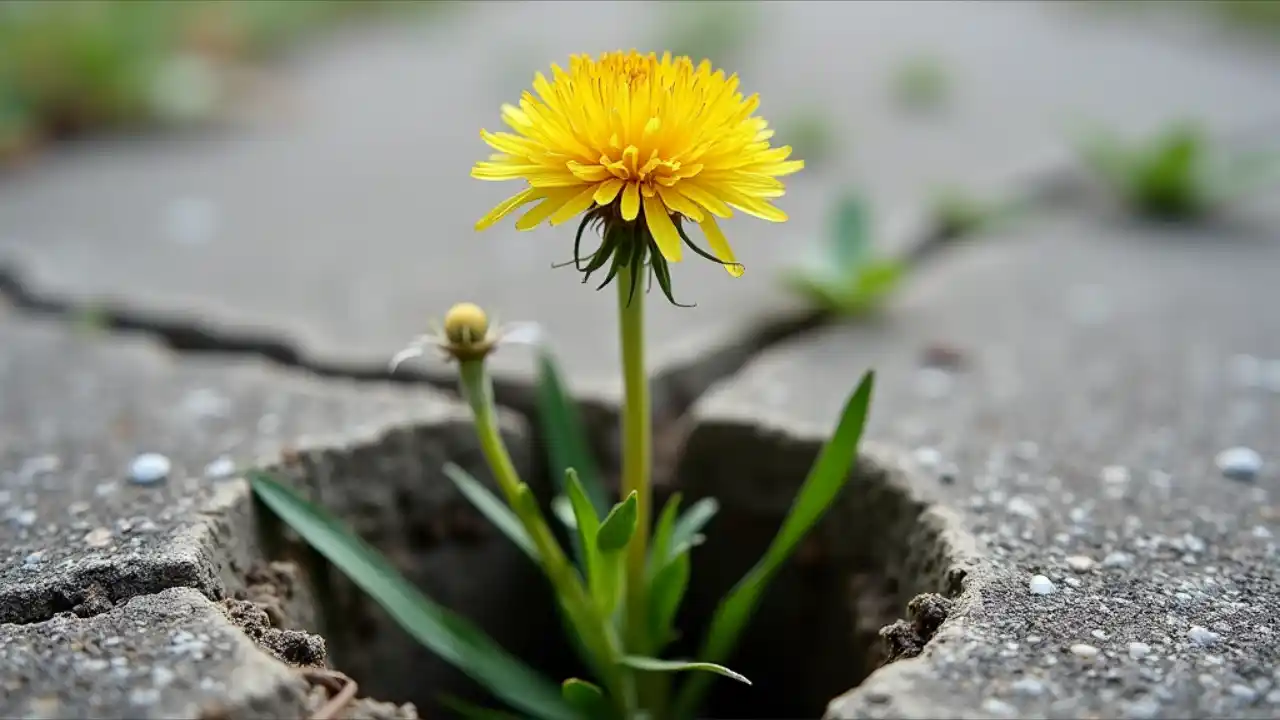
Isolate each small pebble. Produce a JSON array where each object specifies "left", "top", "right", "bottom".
[
  {"left": 915, "top": 367, "right": 953, "bottom": 399},
  {"left": 1128, "top": 641, "right": 1151, "bottom": 660},
  {"left": 981, "top": 698, "right": 1015, "bottom": 717},
  {"left": 1229, "top": 684, "right": 1257, "bottom": 702},
  {"left": 203, "top": 456, "right": 236, "bottom": 481},
  {"left": 912, "top": 447, "right": 942, "bottom": 470},
  {"left": 129, "top": 453, "right": 172, "bottom": 485},
  {"left": 1188, "top": 626, "right": 1221, "bottom": 647},
  {"left": 1091, "top": 629, "right": 1109, "bottom": 641},
  {"left": 1066, "top": 555, "right": 1096, "bottom": 573},
  {"left": 1010, "top": 676, "right": 1045, "bottom": 696},
  {"left": 1070, "top": 643, "right": 1100, "bottom": 660},
  {"left": 1216, "top": 447, "right": 1262, "bottom": 482},
  {"left": 1103, "top": 551, "right": 1134, "bottom": 568},
  {"left": 1029, "top": 574, "right": 1055, "bottom": 595},
  {"left": 84, "top": 527, "right": 113, "bottom": 548},
  {"left": 1101, "top": 465, "right": 1131, "bottom": 485}
]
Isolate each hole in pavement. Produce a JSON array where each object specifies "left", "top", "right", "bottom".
[{"left": 251, "top": 411, "right": 974, "bottom": 718}]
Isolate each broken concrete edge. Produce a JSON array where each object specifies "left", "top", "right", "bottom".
[{"left": 672, "top": 394, "right": 993, "bottom": 717}]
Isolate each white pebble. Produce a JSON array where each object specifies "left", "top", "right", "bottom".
[
  {"left": 981, "top": 698, "right": 1016, "bottom": 717},
  {"left": 1101, "top": 465, "right": 1131, "bottom": 485},
  {"left": 1103, "top": 551, "right": 1133, "bottom": 568},
  {"left": 1010, "top": 676, "right": 1045, "bottom": 696},
  {"left": 1091, "top": 629, "right": 1109, "bottom": 641},
  {"left": 1188, "top": 626, "right": 1221, "bottom": 647},
  {"left": 913, "top": 447, "right": 942, "bottom": 470},
  {"left": 1066, "top": 555, "right": 1096, "bottom": 573},
  {"left": 13, "top": 509, "right": 37, "bottom": 527},
  {"left": 1029, "top": 574, "right": 1055, "bottom": 595},
  {"left": 203, "top": 456, "right": 236, "bottom": 481},
  {"left": 1229, "top": 684, "right": 1257, "bottom": 702},
  {"left": 1070, "top": 643, "right": 1100, "bottom": 659},
  {"left": 1128, "top": 641, "right": 1151, "bottom": 660},
  {"left": 84, "top": 527, "right": 113, "bottom": 548},
  {"left": 129, "top": 453, "right": 172, "bottom": 485},
  {"left": 1216, "top": 447, "right": 1262, "bottom": 481}
]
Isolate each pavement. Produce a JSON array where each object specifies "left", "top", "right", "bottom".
[
  {"left": 0, "top": 315, "right": 535, "bottom": 717},
  {"left": 2, "top": 2, "right": 1279, "bottom": 416},
  {"left": 681, "top": 199, "right": 1280, "bottom": 718},
  {"left": 2, "top": 2, "right": 1280, "bottom": 718}
]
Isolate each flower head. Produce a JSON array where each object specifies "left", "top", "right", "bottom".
[
  {"left": 472, "top": 50, "right": 802, "bottom": 301},
  {"left": 389, "top": 303, "right": 546, "bottom": 371}
]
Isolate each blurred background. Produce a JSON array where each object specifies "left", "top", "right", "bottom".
[{"left": 1, "top": 0, "right": 1279, "bottom": 387}]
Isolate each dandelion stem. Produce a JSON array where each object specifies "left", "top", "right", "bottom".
[
  {"left": 617, "top": 259, "right": 652, "bottom": 658},
  {"left": 459, "top": 359, "right": 633, "bottom": 714}
]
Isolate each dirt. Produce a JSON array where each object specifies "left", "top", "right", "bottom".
[{"left": 877, "top": 592, "right": 953, "bottom": 666}]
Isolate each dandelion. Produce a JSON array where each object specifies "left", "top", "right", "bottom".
[{"left": 472, "top": 50, "right": 802, "bottom": 298}]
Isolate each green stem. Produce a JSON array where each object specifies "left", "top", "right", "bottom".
[
  {"left": 458, "top": 359, "right": 634, "bottom": 715},
  {"left": 617, "top": 261, "right": 655, "bottom": 703}
]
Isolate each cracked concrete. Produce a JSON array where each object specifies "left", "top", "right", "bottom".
[
  {"left": 3, "top": 2, "right": 1280, "bottom": 718},
  {"left": 0, "top": 314, "right": 542, "bottom": 716}
]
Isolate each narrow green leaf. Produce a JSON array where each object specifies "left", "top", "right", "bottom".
[
  {"left": 443, "top": 462, "right": 536, "bottom": 562},
  {"left": 552, "top": 494, "right": 577, "bottom": 531},
  {"left": 561, "top": 678, "right": 609, "bottom": 719},
  {"left": 829, "top": 194, "right": 870, "bottom": 270},
  {"left": 565, "top": 469, "right": 601, "bottom": 550},
  {"left": 673, "top": 371, "right": 875, "bottom": 719},
  {"left": 536, "top": 349, "right": 610, "bottom": 516},
  {"left": 647, "top": 549, "right": 690, "bottom": 652},
  {"left": 248, "top": 472, "right": 577, "bottom": 720},
  {"left": 596, "top": 491, "right": 638, "bottom": 553},
  {"left": 621, "top": 656, "right": 751, "bottom": 686},
  {"left": 668, "top": 497, "right": 718, "bottom": 562},
  {"left": 647, "top": 492, "right": 682, "bottom": 575}
]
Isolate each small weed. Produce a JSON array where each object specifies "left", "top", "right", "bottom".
[
  {"left": 1079, "top": 122, "right": 1280, "bottom": 221},
  {"left": 891, "top": 54, "right": 950, "bottom": 113},
  {"left": 778, "top": 108, "right": 838, "bottom": 170},
  {"left": 782, "top": 195, "right": 906, "bottom": 317}
]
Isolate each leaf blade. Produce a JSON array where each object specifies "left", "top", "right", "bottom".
[
  {"left": 621, "top": 656, "right": 751, "bottom": 686},
  {"left": 672, "top": 371, "right": 876, "bottom": 718},
  {"left": 443, "top": 462, "right": 536, "bottom": 562},
  {"left": 248, "top": 472, "right": 577, "bottom": 720},
  {"left": 536, "top": 349, "right": 610, "bottom": 516}
]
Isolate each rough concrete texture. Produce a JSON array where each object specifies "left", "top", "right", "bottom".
[
  {"left": 0, "top": 587, "right": 309, "bottom": 719},
  {"left": 0, "top": 315, "right": 538, "bottom": 715},
  {"left": 686, "top": 201, "right": 1280, "bottom": 718},
  {"left": 2, "top": 2, "right": 1279, "bottom": 414}
]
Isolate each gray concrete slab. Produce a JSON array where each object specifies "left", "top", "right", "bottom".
[
  {"left": 1, "top": 2, "right": 1278, "bottom": 409},
  {"left": 0, "top": 587, "right": 310, "bottom": 720},
  {"left": 0, "top": 314, "right": 538, "bottom": 713},
  {"left": 685, "top": 204, "right": 1280, "bottom": 718}
]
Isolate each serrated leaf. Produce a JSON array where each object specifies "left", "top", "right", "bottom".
[
  {"left": 672, "top": 371, "right": 875, "bottom": 719},
  {"left": 621, "top": 655, "right": 751, "bottom": 685},
  {"left": 248, "top": 472, "right": 577, "bottom": 720},
  {"left": 443, "top": 463, "right": 536, "bottom": 562},
  {"left": 596, "top": 491, "right": 638, "bottom": 553}
]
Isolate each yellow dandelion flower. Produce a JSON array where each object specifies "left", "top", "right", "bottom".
[{"left": 471, "top": 50, "right": 802, "bottom": 290}]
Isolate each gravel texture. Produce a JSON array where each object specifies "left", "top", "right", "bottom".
[{"left": 687, "top": 203, "right": 1280, "bottom": 718}]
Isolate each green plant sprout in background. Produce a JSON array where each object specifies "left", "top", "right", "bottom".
[
  {"left": 890, "top": 53, "right": 951, "bottom": 113},
  {"left": 656, "top": 1, "right": 759, "bottom": 67},
  {"left": 781, "top": 195, "right": 906, "bottom": 318},
  {"left": 778, "top": 107, "right": 839, "bottom": 171},
  {"left": 251, "top": 50, "right": 877, "bottom": 720},
  {"left": 1078, "top": 121, "right": 1280, "bottom": 221}
]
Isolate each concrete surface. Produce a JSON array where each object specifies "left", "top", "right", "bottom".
[
  {"left": 1, "top": 2, "right": 1279, "bottom": 413},
  {"left": 685, "top": 203, "right": 1280, "bottom": 718},
  {"left": 0, "top": 315, "right": 537, "bottom": 716},
  {"left": 0, "top": 587, "right": 310, "bottom": 719}
]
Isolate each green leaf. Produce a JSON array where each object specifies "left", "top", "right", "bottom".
[
  {"left": 648, "top": 492, "right": 683, "bottom": 575},
  {"left": 443, "top": 463, "right": 536, "bottom": 562},
  {"left": 536, "top": 349, "right": 610, "bottom": 516},
  {"left": 552, "top": 494, "right": 577, "bottom": 531},
  {"left": 596, "top": 491, "right": 639, "bottom": 553},
  {"left": 561, "top": 678, "right": 609, "bottom": 719},
  {"left": 672, "top": 371, "right": 876, "bottom": 719},
  {"left": 621, "top": 655, "right": 751, "bottom": 686},
  {"left": 828, "top": 194, "right": 871, "bottom": 270},
  {"left": 647, "top": 549, "right": 691, "bottom": 652},
  {"left": 248, "top": 472, "right": 578, "bottom": 720},
  {"left": 669, "top": 497, "right": 718, "bottom": 561}
]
